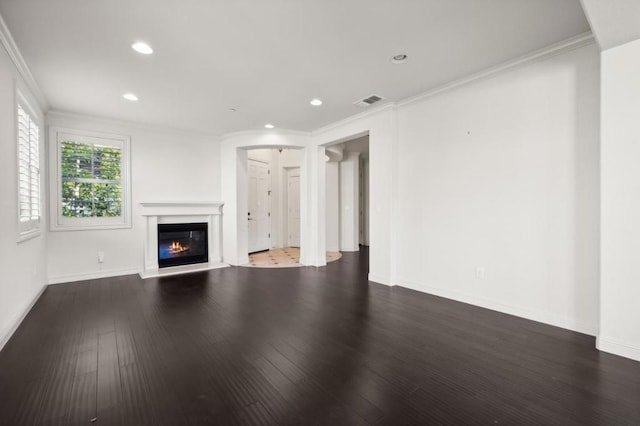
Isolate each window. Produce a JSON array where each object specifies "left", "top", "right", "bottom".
[
  {"left": 50, "top": 127, "right": 131, "bottom": 230},
  {"left": 17, "top": 100, "right": 41, "bottom": 241}
]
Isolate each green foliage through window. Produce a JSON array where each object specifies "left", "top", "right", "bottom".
[{"left": 61, "top": 141, "right": 122, "bottom": 218}]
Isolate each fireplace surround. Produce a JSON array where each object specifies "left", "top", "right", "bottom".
[{"left": 139, "top": 201, "right": 226, "bottom": 278}]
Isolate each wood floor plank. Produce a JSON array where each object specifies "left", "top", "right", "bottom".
[{"left": 66, "top": 371, "right": 98, "bottom": 425}]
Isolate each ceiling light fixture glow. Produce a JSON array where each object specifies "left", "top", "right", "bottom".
[
  {"left": 310, "top": 98, "right": 323, "bottom": 106},
  {"left": 264, "top": 123, "right": 275, "bottom": 129},
  {"left": 122, "top": 93, "right": 139, "bottom": 101},
  {"left": 391, "top": 54, "right": 408, "bottom": 64},
  {"left": 131, "top": 41, "right": 153, "bottom": 55}
]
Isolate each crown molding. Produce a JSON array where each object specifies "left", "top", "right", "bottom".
[
  {"left": 47, "top": 109, "right": 220, "bottom": 139},
  {"left": 0, "top": 12, "right": 49, "bottom": 111},
  {"left": 397, "top": 31, "right": 595, "bottom": 108}
]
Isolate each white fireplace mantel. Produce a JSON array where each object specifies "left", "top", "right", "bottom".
[{"left": 139, "top": 201, "right": 227, "bottom": 278}]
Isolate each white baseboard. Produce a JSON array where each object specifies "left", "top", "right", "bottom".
[
  {"left": 368, "top": 273, "right": 392, "bottom": 286},
  {"left": 231, "top": 256, "right": 250, "bottom": 266},
  {"left": 597, "top": 336, "right": 640, "bottom": 362},
  {"left": 0, "top": 284, "right": 47, "bottom": 352},
  {"left": 48, "top": 267, "right": 141, "bottom": 284},
  {"left": 394, "top": 277, "right": 598, "bottom": 336},
  {"left": 340, "top": 246, "right": 360, "bottom": 252}
]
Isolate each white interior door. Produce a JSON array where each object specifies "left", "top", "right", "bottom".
[
  {"left": 287, "top": 168, "right": 301, "bottom": 247},
  {"left": 248, "top": 159, "right": 270, "bottom": 253}
]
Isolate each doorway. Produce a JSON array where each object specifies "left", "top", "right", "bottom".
[
  {"left": 324, "top": 135, "right": 370, "bottom": 253},
  {"left": 246, "top": 148, "right": 302, "bottom": 258}
]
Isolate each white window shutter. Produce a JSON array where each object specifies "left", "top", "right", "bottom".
[{"left": 17, "top": 104, "right": 40, "bottom": 233}]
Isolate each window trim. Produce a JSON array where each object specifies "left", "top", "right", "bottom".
[
  {"left": 49, "top": 126, "right": 131, "bottom": 231},
  {"left": 16, "top": 87, "right": 42, "bottom": 243}
]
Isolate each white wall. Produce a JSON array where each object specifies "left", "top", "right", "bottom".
[
  {"left": 325, "top": 161, "right": 340, "bottom": 252},
  {"left": 599, "top": 38, "right": 640, "bottom": 361},
  {"left": 395, "top": 43, "right": 600, "bottom": 335},
  {"left": 247, "top": 148, "right": 271, "bottom": 163},
  {"left": 46, "top": 112, "right": 221, "bottom": 283},
  {"left": 280, "top": 149, "right": 302, "bottom": 168},
  {"left": 0, "top": 43, "right": 47, "bottom": 349},
  {"left": 339, "top": 152, "right": 360, "bottom": 251}
]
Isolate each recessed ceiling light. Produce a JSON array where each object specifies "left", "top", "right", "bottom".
[
  {"left": 310, "top": 98, "right": 323, "bottom": 106},
  {"left": 131, "top": 41, "right": 153, "bottom": 55},
  {"left": 122, "top": 93, "right": 138, "bottom": 101},
  {"left": 391, "top": 54, "right": 408, "bottom": 64},
  {"left": 264, "top": 124, "right": 275, "bottom": 129}
]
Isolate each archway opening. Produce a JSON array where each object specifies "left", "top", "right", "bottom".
[{"left": 324, "top": 134, "right": 370, "bottom": 256}]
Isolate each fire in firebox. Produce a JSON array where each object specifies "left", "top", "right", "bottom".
[
  {"left": 158, "top": 222, "right": 208, "bottom": 268},
  {"left": 168, "top": 241, "right": 190, "bottom": 254}
]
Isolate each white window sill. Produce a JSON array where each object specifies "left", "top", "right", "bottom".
[
  {"left": 50, "top": 222, "right": 132, "bottom": 232},
  {"left": 17, "top": 228, "right": 41, "bottom": 243}
]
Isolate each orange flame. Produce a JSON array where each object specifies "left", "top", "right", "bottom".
[{"left": 168, "top": 241, "right": 189, "bottom": 254}]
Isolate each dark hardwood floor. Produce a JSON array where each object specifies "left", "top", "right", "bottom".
[{"left": 1, "top": 248, "right": 639, "bottom": 425}]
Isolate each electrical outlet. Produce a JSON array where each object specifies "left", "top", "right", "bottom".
[
  {"left": 98, "top": 251, "right": 105, "bottom": 263},
  {"left": 475, "top": 266, "right": 485, "bottom": 280}
]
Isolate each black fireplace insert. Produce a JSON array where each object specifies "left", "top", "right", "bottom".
[{"left": 158, "top": 222, "right": 208, "bottom": 268}]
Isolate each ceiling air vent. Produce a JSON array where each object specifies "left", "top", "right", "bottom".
[{"left": 353, "top": 94, "right": 384, "bottom": 108}]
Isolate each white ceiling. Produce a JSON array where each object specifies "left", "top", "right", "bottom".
[{"left": 0, "top": 0, "right": 590, "bottom": 135}]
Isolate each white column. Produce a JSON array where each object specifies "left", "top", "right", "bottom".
[
  {"left": 221, "top": 147, "right": 249, "bottom": 265},
  {"left": 144, "top": 216, "right": 159, "bottom": 271},
  {"left": 325, "top": 161, "right": 340, "bottom": 252},
  {"left": 299, "top": 146, "right": 326, "bottom": 266},
  {"left": 599, "top": 38, "right": 640, "bottom": 362},
  {"left": 210, "top": 212, "right": 222, "bottom": 263}
]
